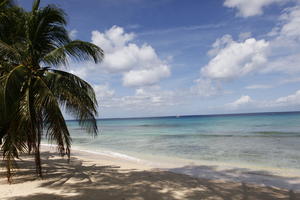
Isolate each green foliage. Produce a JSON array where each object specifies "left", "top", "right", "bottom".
[{"left": 0, "top": 0, "right": 103, "bottom": 182}]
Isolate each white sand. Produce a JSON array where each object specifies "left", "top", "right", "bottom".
[
  {"left": 0, "top": 147, "right": 299, "bottom": 200},
  {"left": 71, "top": 145, "right": 300, "bottom": 191}
]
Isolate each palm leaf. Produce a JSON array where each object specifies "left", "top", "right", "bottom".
[
  {"left": 43, "top": 40, "right": 104, "bottom": 67},
  {"left": 34, "top": 77, "right": 71, "bottom": 157},
  {"left": 44, "top": 69, "right": 98, "bottom": 135}
]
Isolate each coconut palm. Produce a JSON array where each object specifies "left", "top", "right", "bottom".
[{"left": 0, "top": 0, "right": 103, "bottom": 182}]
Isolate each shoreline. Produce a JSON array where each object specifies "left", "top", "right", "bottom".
[
  {"left": 0, "top": 147, "right": 299, "bottom": 199},
  {"left": 50, "top": 144, "right": 300, "bottom": 176},
  {"left": 43, "top": 144, "right": 300, "bottom": 191}
]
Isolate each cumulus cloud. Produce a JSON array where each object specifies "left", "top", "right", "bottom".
[
  {"left": 123, "top": 65, "right": 170, "bottom": 87},
  {"left": 223, "top": 90, "right": 300, "bottom": 111},
  {"left": 192, "top": 3, "right": 300, "bottom": 102},
  {"left": 199, "top": 5, "right": 300, "bottom": 92},
  {"left": 235, "top": 95, "right": 253, "bottom": 104},
  {"left": 275, "top": 90, "right": 300, "bottom": 106},
  {"left": 90, "top": 26, "right": 171, "bottom": 87},
  {"left": 224, "top": 0, "right": 288, "bottom": 17},
  {"left": 201, "top": 36, "right": 269, "bottom": 80},
  {"left": 227, "top": 95, "right": 254, "bottom": 109},
  {"left": 207, "top": 34, "right": 234, "bottom": 57},
  {"left": 261, "top": 90, "right": 300, "bottom": 108},
  {"left": 92, "top": 26, "right": 135, "bottom": 56}
]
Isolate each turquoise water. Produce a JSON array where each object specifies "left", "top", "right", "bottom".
[{"left": 64, "top": 112, "right": 300, "bottom": 170}]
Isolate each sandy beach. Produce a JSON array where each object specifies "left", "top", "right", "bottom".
[
  {"left": 3, "top": 0, "right": 300, "bottom": 199},
  {"left": 0, "top": 147, "right": 299, "bottom": 200}
]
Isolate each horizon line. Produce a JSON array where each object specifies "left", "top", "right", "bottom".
[{"left": 66, "top": 110, "right": 300, "bottom": 121}]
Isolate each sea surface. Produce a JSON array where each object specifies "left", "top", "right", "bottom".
[{"left": 53, "top": 112, "right": 300, "bottom": 171}]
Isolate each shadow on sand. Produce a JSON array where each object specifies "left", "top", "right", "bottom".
[
  {"left": 168, "top": 165, "right": 300, "bottom": 192},
  {"left": 1, "top": 151, "right": 299, "bottom": 200}
]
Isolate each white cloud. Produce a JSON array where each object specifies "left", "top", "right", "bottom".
[
  {"left": 202, "top": 36, "right": 269, "bottom": 80},
  {"left": 271, "top": 7, "right": 300, "bottom": 50},
  {"left": 200, "top": 4, "right": 300, "bottom": 87},
  {"left": 123, "top": 65, "right": 170, "bottom": 87},
  {"left": 261, "top": 90, "right": 300, "bottom": 108},
  {"left": 268, "top": 6, "right": 300, "bottom": 54},
  {"left": 224, "top": 0, "right": 288, "bottom": 17},
  {"left": 262, "top": 6, "right": 300, "bottom": 73},
  {"left": 275, "top": 6, "right": 300, "bottom": 40},
  {"left": 226, "top": 95, "right": 254, "bottom": 109},
  {"left": 69, "top": 29, "right": 78, "bottom": 40},
  {"left": 275, "top": 90, "right": 300, "bottom": 106},
  {"left": 92, "top": 26, "right": 135, "bottom": 55},
  {"left": 224, "top": 90, "right": 300, "bottom": 110},
  {"left": 90, "top": 26, "right": 171, "bottom": 87},
  {"left": 193, "top": 4, "right": 300, "bottom": 104},
  {"left": 207, "top": 34, "right": 233, "bottom": 57}
]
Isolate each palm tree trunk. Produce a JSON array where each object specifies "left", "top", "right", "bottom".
[
  {"left": 34, "top": 144, "right": 42, "bottom": 177},
  {"left": 34, "top": 128, "right": 42, "bottom": 178},
  {"left": 6, "top": 155, "right": 13, "bottom": 183}
]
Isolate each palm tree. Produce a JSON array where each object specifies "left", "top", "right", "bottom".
[{"left": 0, "top": 0, "right": 103, "bottom": 182}]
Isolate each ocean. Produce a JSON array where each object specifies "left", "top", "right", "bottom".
[{"left": 60, "top": 112, "right": 300, "bottom": 172}]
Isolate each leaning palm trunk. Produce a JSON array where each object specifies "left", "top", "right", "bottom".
[{"left": 0, "top": 0, "right": 103, "bottom": 182}]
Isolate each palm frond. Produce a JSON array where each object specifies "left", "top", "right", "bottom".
[
  {"left": 43, "top": 40, "right": 104, "bottom": 67},
  {"left": 1, "top": 96, "right": 32, "bottom": 181},
  {"left": 26, "top": 2, "right": 69, "bottom": 63},
  {"left": 44, "top": 69, "right": 98, "bottom": 135},
  {"left": 32, "top": 0, "right": 40, "bottom": 12},
  {"left": 2, "top": 124, "right": 28, "bottom": 182},
  {"left": 0, "top": 40, "right": 21, "bottom": 62},
  {"left": 0, "top": 65, "right": 29, "bottom": 117},
  {"left": 0, "top": 0, "right": 15, "bottom": 11},
  {"left": 34, "top": 77, "right": 71, "bottom": 157}
]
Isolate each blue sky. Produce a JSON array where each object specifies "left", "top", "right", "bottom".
[{"left": 19, "top": 0, "right": 300, "bottom": 118}]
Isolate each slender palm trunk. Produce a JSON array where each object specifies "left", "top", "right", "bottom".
[
  {"left": 34, "top": 147, "right": 42, "bottom": 177},
  {"left": 34, "top": 132, "right": 42, "bottom": 177},
  {"left": 6, "top": 154, "right": 13, "bottom": 183}
]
